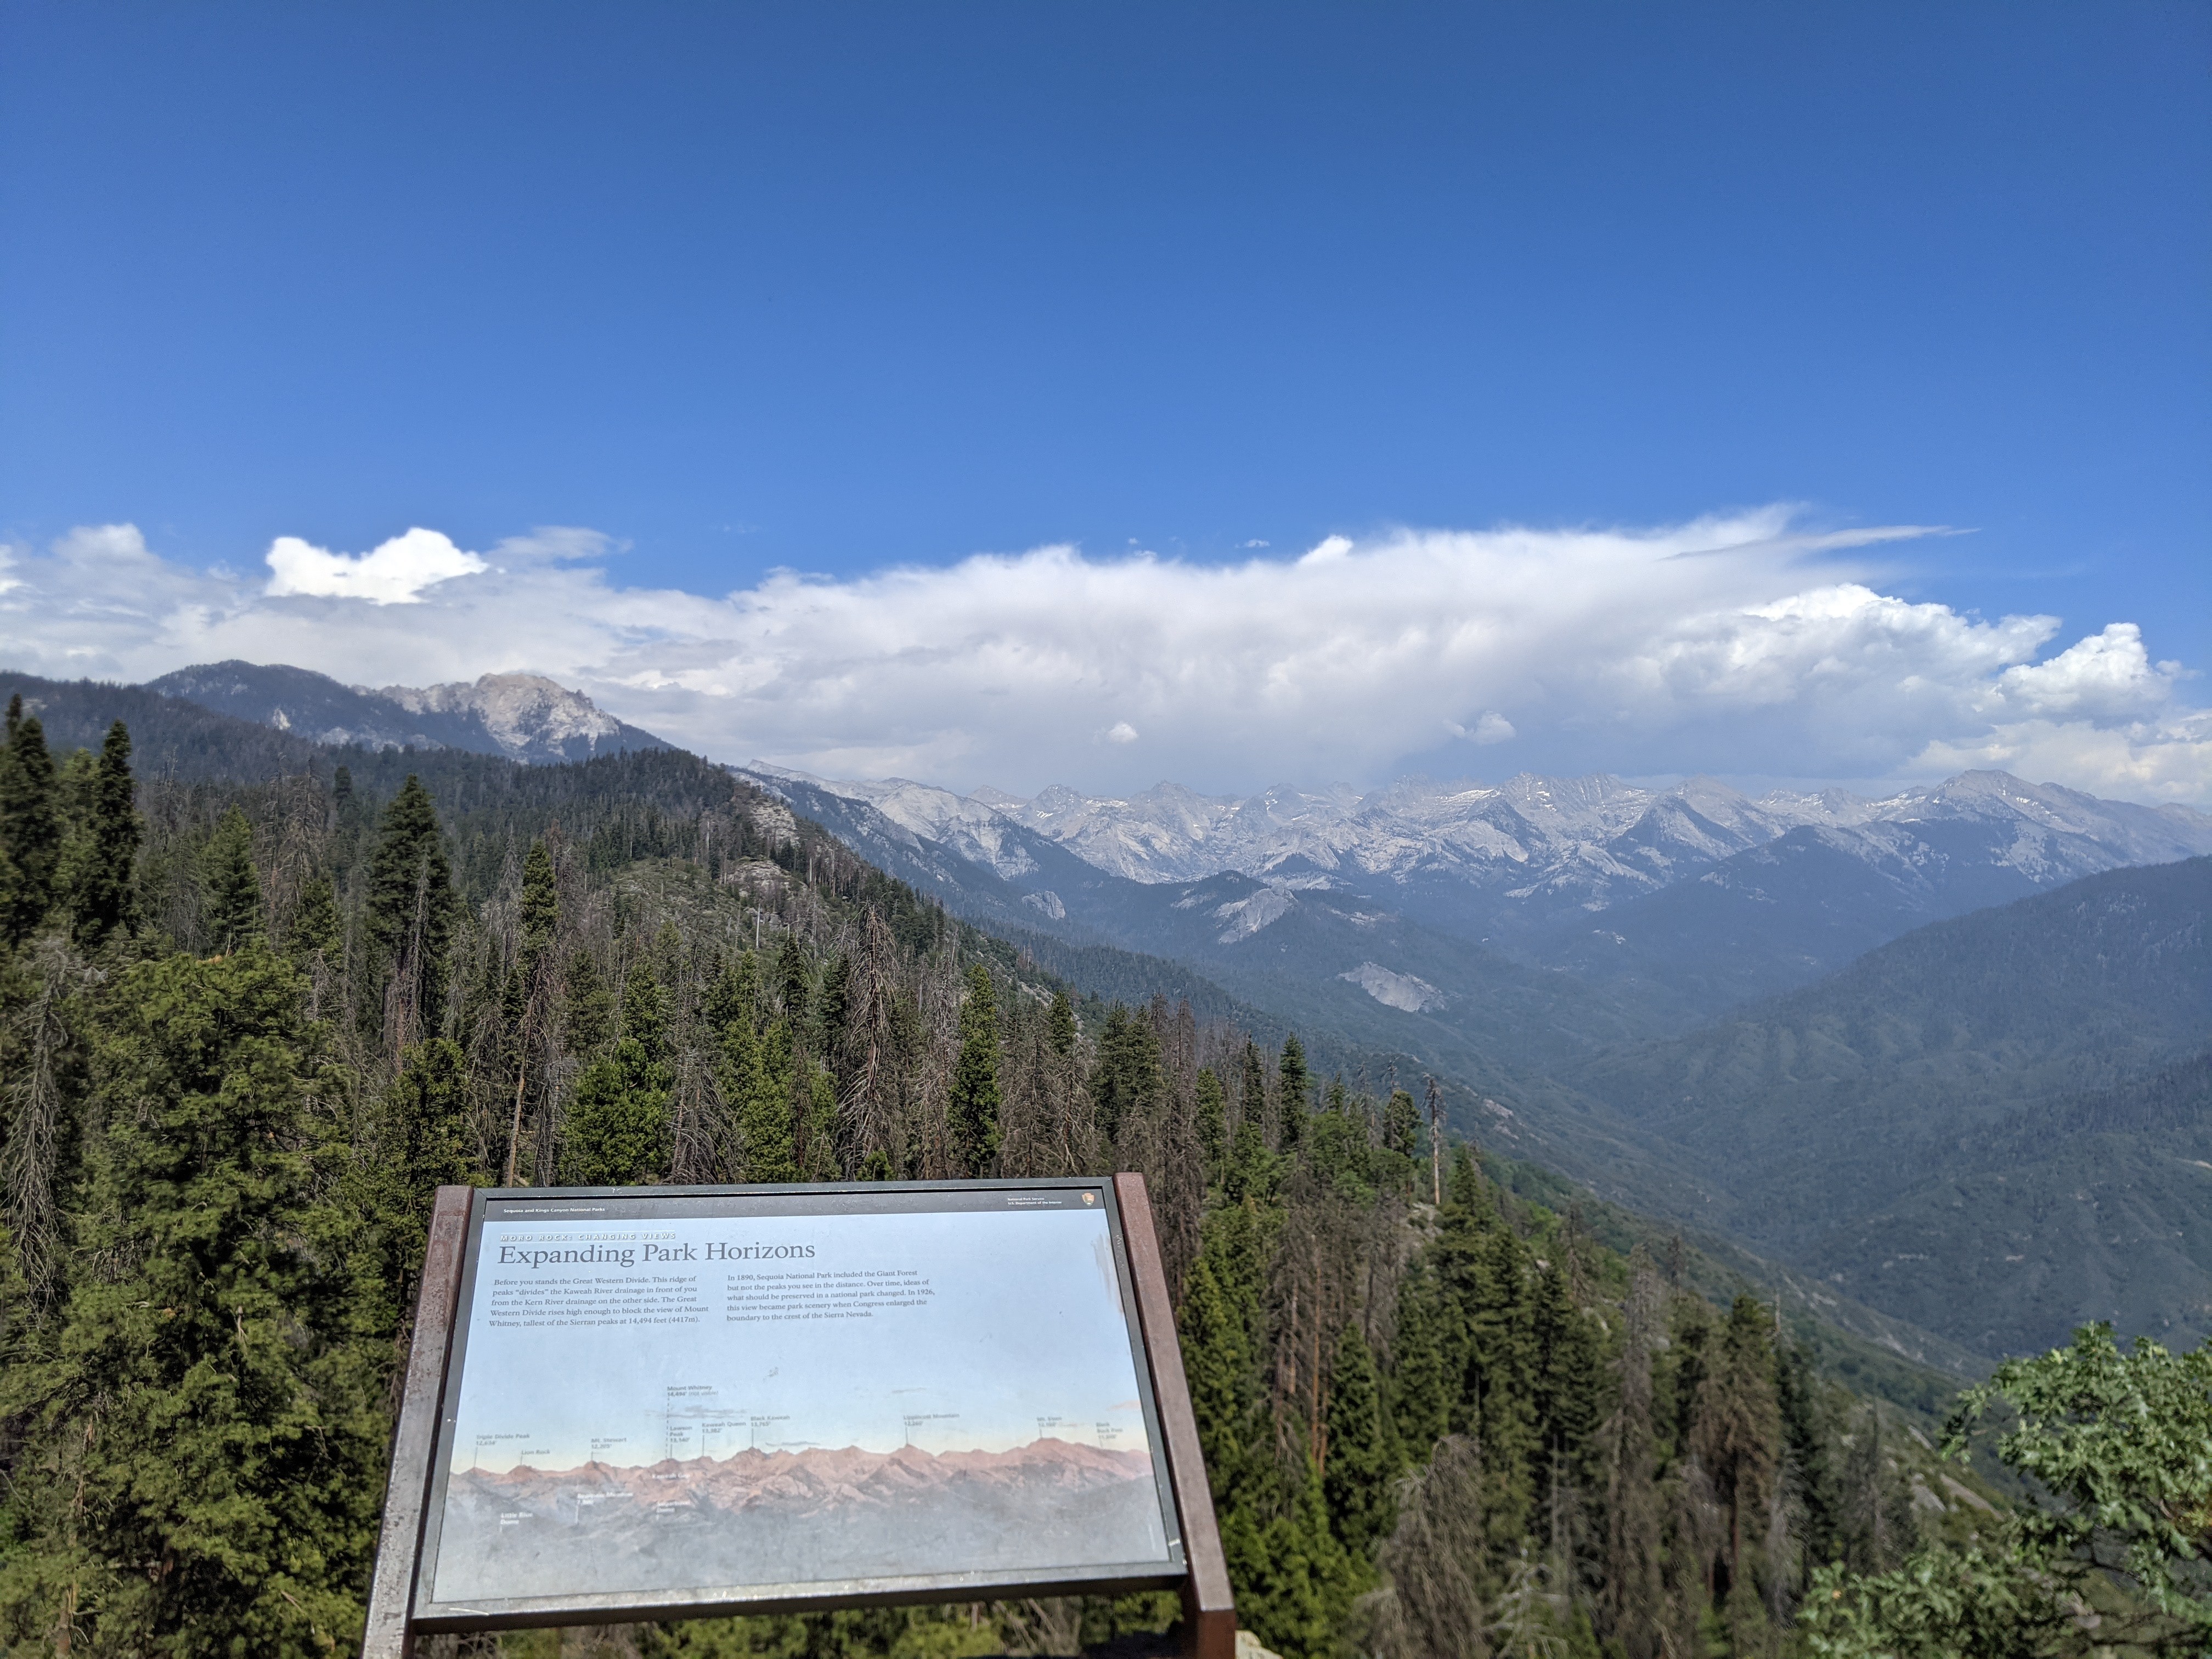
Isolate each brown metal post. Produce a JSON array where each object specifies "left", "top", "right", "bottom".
[
  {"left": 363, "top": 1185, "right": 476, "bottom": 1659},
  {"left": 1114, "top": 1173, "right": 1237, "bottom": 1659}
]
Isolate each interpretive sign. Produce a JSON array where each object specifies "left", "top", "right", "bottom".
[{"left": 364, "top": 1177, "right": 1234, "bottom": 1657}]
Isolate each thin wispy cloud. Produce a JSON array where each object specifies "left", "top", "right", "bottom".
[{"left": 0, "top": 510, "right": 2203, "bottom": 804}]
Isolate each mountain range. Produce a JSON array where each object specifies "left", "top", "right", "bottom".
[
  {"left": 744, "top": 763, "right": 2212, "bottom": 1359},
  {"left": 10, "top": 656, "right": 2211, "bottom": 1363},
  {"left": 142, "top": 660, "right": 668, "bottom": 764}
]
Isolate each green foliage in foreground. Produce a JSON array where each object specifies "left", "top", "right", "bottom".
[{"left": 1804, "top": 1326, "right": 2212, "bottom": 1658}]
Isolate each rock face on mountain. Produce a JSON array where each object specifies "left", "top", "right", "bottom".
[
  {"left": 145, "top": 661, "right": 670, "bottom": 763},
  {"left": 747, "top": 763, "right": 2212, "bottom": 1030},
  {"left": 980, "top": 769, "right": 2212, "bottom": 903}
]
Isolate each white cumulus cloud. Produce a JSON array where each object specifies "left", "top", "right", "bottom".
[
  {"left": 264, "top": 528, "right": 487, "bottom": 604},
  {"left": 0, "top": 509, "right": 2204, "bottom": 805}
]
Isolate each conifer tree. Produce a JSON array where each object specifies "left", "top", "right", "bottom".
[
  {"left": 287, "top": 873, "right": 340, "bottom": 965},
  {"left": 560, "top": 963, "right": 674, "bottom": 1185},
  {"left": 947, "top": 964, "right": 1003, "bottom": 1177},
  {"left": 1178, "top": 1253, "right": 1252, "bottom": 1479},
  {"left": 1531, "top": 1261, "right": 1601, "bottom": 1487},
  {"left": 518, "top": 837, "right": 558, "bottom": 972},
  {"left": 1602, "top": 1250, "right": 1666, "bottom": 1659},
  {"left": 1091, "top": 1002, "right": 1163, "bottom": 1147},
  {"left": 1324, "top": 1322, "right": 1397, "bottom": 1556},
  {"left": 1239, "top": 1037, "right": 1269, "bottom": 1133},
  {"left": 359, "top": 1038, "right": 475, "bottom": 1327},
  {"left": 0, "top": 948, "right": 382, "bottom": 1653},
  {"left": 732, "top": 1016, "right": 795, "bottom": 1183},
  {"left": 200, "top": 805, "right": 264, "bottom": 953},
  {"left": 1278, "top": 1033, "right": 1311, "bottom": 1151},
  {"left": 1194, "top": 1066, "right": 1228, "bottom": 1181},
  {"left": 1047, "top": 989, "right": 1077, "bottom": 1054},
  {"left": 1381, "top": 1088, "right": 1421, "bottom": 1160},
  {"left": 563, "top": 948, "right": 614, "bottom": 1054},
  {"left": 775, "top": 932, "right": 809, "bottom": 1023},
  {"left": 1691, "top": 1296, "right": 1783, "bottom": 1595},
  {"left": 1391, "top": 1269, "right": 1453, "bottom": 1464},
  {"left": 748, "top": 1018, "right": 803, "bottom": 1182},
  {"left": 365, "top": 775, "right": 452, "bottom": 1041},
  {"left": 0, "top": 699, "right": 63, "bottom": 945},
  {"left": 65, "top": 719, "right": 140, "bottom": 948},
  {"left": 1365, "top": 1436, "right": 1491, "bottom": 1659}
]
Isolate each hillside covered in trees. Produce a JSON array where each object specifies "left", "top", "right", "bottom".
[{"left": 1, "top": 701, "right": 2205, "bottom": 1658}]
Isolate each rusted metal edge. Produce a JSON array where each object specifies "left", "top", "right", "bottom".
[
  {"left": 363, "top": 1184, "right": 476, "bottom": 1659},
  {"left": 1114, "top": 1173, "right": 1236, "bottom": 1659}
]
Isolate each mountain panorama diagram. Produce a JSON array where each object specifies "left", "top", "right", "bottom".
[{"left": 425, "top": 1192, "right": 1176, "bottom": 1611}]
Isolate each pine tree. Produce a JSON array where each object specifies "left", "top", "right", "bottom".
[
  {"left": 1691, "top": 1296, "right": 1783, "bottom": 1596},
  {"left": 1194, "top": 1067, "right": 1228, "bottom": 1181},
  {"left": 358, "top": 1038, "right": 475, "bottom": 1327},
  {"left": 200, "top": 805, "right": 264, "bottom": 953},
  {"left": 742, "top": 1019, "right": 800, "bottom": 1183},
  {"left": 1601, "top": 1249, "right": 1666, "bottom": 1659},
  {"left": 0, "top": 948, "right": 383, "bottom": 1653},
  {"left": 518, "top": 837, "right": 558, "bottom": 968},
  {"left": 560, "top": 963, "right": 674, "bottom": 1185},
  {"left": 287, "top": 874, "right": 340, "bottom": 965},
  {"left": 0, "top": 700, "right": 63, "bottom": 945},
  {"left": 1531, "top": 1261, "right": 1601, "bottom": 1487},
  {"left": 1324, "top": 1321, "right": 1397, "bottom": 1557},
  {"left": 563, "top": 948, "right": 614, "bottom": 1054},
  {"left": 1177, "top": 1254, "right": 1252, "bottom": 1479},
  {"left": 1091, "top": 1002, "right": 1163, "bottom": 1148},
  {"left": 1391, "top": 1268, "right": 1453, "bottom": 1465},
  {"left": 1465, "top": 1223, "right": 1541, "bottom": 1550},
  {"left": 1381, "top": 1088, "right": 1421, "bottom": 1160},
  {"left": 65, "top": 720, "right": 140, "bottom": 948},
  {"left": 775, "top": 932, "right": 809, "bottom": 1024},
  {"left": 947, "top": 964, "right": 1003, "bottom": 1177},
  {"left": 1238, "top": 1038, "right": 1269, "bottom": 1132},
  {"left": 364, "top": 775, "right": 453, "bottom": 1041},
  {"left": 1047, "top": 989, "right": 1077, "bottom": 1054},
  {"left": 1277, "top": 1033, "right": 1310, "bottom": 1152}
]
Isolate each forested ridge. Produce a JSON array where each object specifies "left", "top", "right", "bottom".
[{"left": 1, "top": 704, "right": 2206, "bottom": 1658}]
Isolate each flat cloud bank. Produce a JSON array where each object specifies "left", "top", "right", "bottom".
[{"left": 1, "top": 509, "right": 2204, "bottom": 805}]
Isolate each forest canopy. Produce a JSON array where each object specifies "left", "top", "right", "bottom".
[{"left": 0, "top": 705, "right": 2205, "bottom": 1659}]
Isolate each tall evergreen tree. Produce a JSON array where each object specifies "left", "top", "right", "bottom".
[
  {"left": 0, "top": 700, "right": 63, "bottom": 945},
  {"left": 200, "top": 805, "right": 264, "bottom": 953},
  {"left": 358, "top": 1038, "right": 475, "bottom": 1327},
  {"left": 1277, "top": 1033, "right": 1310, "bottom": 1152},
  {"left": 1691, "top": 1296, "right": 1783, "bottom": 1594},
  {"left": 947, "top": 964, "right": 1003, "bottom": 1177},
  {"left": 0, "top": 949, "right": 383, "bottom": 1654},
  {"left": 1194, "top": 1067, "right": 1228, "bottom": 1181},
  {"left": 1391, "top": 1268, "right": 1453, "bottom": 1465},
  {"left": 560, "top": 963, "right": 674, "bottom": 1185},
  {"left": 563, "top": 949, "right": 615, "bottom": 1054},
  {"left": 1047, "top": 989, "right": 1077, "bottom": 1054},
  {"left": 775, "top": 932, "right": 809, "bottom": 1024},
  {"left": 65, "top": 719, "right": 140, "bottom": 949},
  {"left": 1601, "top": 1250, "right": 1667, "bottom": 1659},
  {"left": 1324, "top": 1321, "right": 1397, "bottom": 1556},
  {"left": 732, "top": 1019, "right": 794, "bottom": 1183},
  {"left": 1091, "top": 1003, "right": 1163, "bottom": 1147},
  {"left": 1381, "top": 1088, "right": 1421, "bottom": 1161},
  {"left": 364, "top": 775, "right": 453, "bottom": 1042}
]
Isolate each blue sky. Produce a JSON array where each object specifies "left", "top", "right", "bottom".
[{"left": 2, "top": 4, "right": 2207, "bottom": 800}]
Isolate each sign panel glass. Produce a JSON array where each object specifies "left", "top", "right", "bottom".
[{"left": 414, "top": 1182, "right": 1184, "bottom": 1625}]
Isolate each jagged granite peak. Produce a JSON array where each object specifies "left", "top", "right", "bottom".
[{"left": 142, "top": 660, "right": 672, "bottom": 764}]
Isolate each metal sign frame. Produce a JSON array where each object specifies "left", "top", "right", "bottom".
[{"left": 364, "top": 1175, "right": 1234, "bottom": 1658}]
